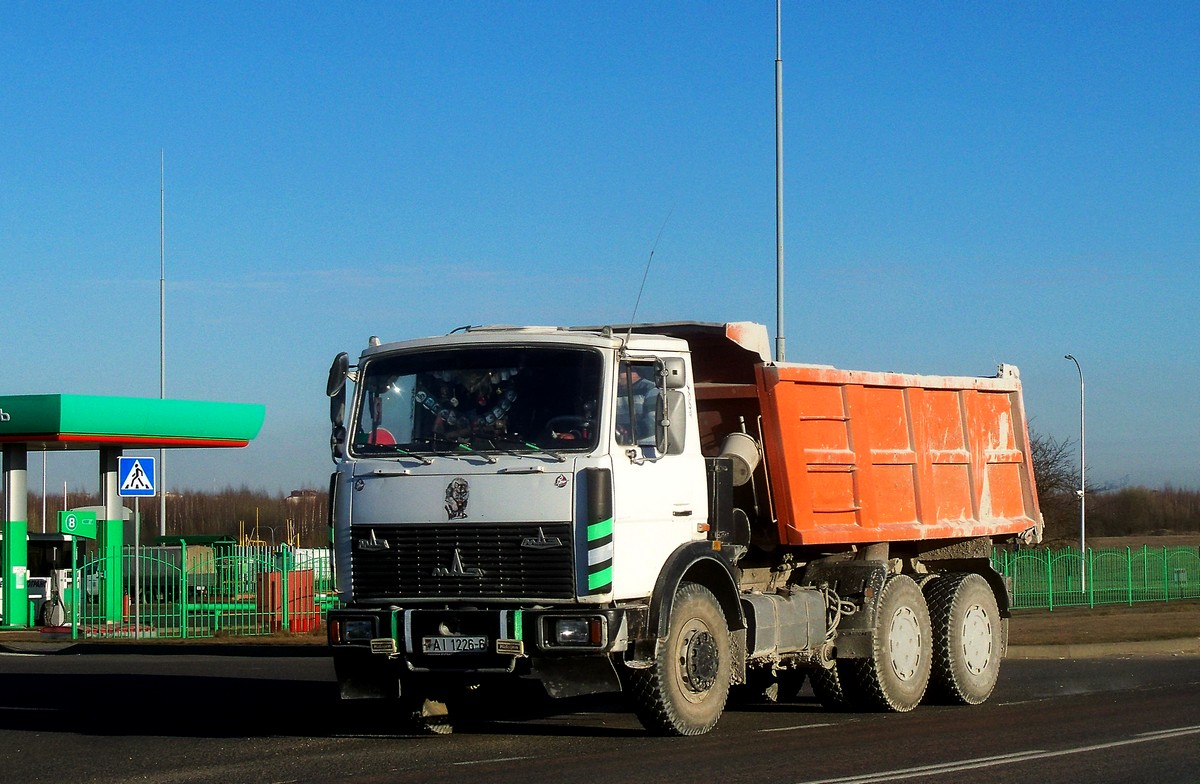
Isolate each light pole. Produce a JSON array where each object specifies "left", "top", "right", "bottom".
[
  {"left": 774, "top": 0, "right": 786, "bottom": 362},
  {"left": 1064, "top": 354, "right": 1086, "bottom": 591}
]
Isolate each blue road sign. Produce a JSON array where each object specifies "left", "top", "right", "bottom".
[{"left": 118, "top": 456, "right": 156, "bottom": 497}]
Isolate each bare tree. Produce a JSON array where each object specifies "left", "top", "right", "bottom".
[{"left": 1029, "top": 429, "right": 1080, "bottom": 542}]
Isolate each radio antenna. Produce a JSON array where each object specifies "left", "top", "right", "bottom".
[{"left": 626, "top": 207, "right": 674, "bottom": 343}]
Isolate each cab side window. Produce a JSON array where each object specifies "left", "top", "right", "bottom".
[{"left": 616, "top": 361, "right": 658, "bottom": 446}]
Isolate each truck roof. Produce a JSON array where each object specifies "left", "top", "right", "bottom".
[
  {"left": 360, "top": 321, "right": 765, "bottom": 361},
  {"left": 569, "top": 321, "right": 772, "bottom": 384}
]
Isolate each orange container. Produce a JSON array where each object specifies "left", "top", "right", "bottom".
[
  {"left": 755, "top": 363, "right": 1042, "bottom": 547},
  {"left": 669, "top": 321, "right": 1043, "bottom": 550}
]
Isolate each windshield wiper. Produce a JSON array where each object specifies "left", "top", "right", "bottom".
[
  {"left": 359, "top": 444, "right": 432, "bottom": 465},
  {"left": 487, "top": 434, "right": 566, "bottom": 463},
  {"left": 479, "top": 436, "right": 567, "bottom": 463},
  {"left": 407, "top": 434, "right": 494, "bottom": 463},
  {"left": 455, "top": 440, "right": 497, "bottom": 464}
]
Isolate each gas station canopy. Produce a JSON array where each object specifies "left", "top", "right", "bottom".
[
  {"left": 1, "top": 394, "right": 266, "bottom": 630},
  {"left": 0, "top": 394, "right": 265, "bottom": 449}
]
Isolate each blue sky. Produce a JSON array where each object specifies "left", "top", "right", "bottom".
[{"left": 2, "top": 2, "right": 1197, "bottom": 494}]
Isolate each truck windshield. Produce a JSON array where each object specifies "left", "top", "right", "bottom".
[{"left": 351, "top": 346, "right": 602, "bottom": 457}]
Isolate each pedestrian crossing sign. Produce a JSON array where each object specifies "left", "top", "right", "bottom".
[{"left": 118, "top": 456, "right": 156, "bottom": 497}]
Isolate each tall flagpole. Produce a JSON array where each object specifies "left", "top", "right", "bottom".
[
  {"left": 774, "top": 0, "right": 786, "bottom": 362},
  {"left": 159, "top": 150, "right": 167, "bottom": 537}
]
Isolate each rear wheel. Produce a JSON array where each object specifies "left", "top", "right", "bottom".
[
  {"left": 810, "top": 663, "right": 852, "bottom": 710},
  {"left": 630, "top": 582, "right": 732, "bottom": 735},
  {"left": 841, "top": 574, "right": 932, "bottom": 712},
  {"left": 923, "top": 572, "right": 1004, "bottom": 705}
]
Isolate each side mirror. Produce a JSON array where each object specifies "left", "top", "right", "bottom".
[
  {"left": 327, "top": 352, "right": 350, "bottom": 397},
  {"left": 655, "top": 389, "right": 687, "bottom": 455},
  {"left": 659, "top": 357, "right": 686, "bottom": 389},
  {"left": 327, "top": 353, "right": 350, "bottom": 461}
]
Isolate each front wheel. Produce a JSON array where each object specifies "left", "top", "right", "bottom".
[{"left": 629, "top": 582, "right": 732, "bottom": 736}]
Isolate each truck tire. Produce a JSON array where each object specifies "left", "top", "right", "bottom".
[
  {"left": 841, "top": 574, "right": 931, "bottom": 712},
  {"left": 810, "top": 663, "right": 852, "bottom": 711},
  {"left": 923, "top": 572, "right": 1004, "bottom": 705},
  {"left": 630, "top": 581, "right": 732, "bottom": 736}
]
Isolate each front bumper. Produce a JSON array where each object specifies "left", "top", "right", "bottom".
[{"left": 328, "top": 605, "right": 640, "bottom": 674}]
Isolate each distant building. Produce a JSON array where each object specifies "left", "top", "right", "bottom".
[{"left": 286, "top": 489, "right": 320, "bottom": 504}]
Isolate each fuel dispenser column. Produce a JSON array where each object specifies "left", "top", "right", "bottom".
[{"left": 2, "top": 445, "right": 30, "bottom": 628}]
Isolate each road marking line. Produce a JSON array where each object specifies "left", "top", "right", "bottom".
[
  {"left": 794, "top": 725, "right": 1200, "bottom": 784},
  {"left": 451, "top": 757, "right": 533, "bottom": 766},
  {"left": 760, "top": 723, "right": 835, "bottom": 733}
]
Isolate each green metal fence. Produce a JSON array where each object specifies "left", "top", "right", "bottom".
[
  {"left": 992, "top": 545, "right": 1200, "bottom": 610},
  {"left": 70, "top": 543, "right": 335, "bottom": 639},
  {"left": 53, "top": 540, "right": 1200, "bottom": 634}
]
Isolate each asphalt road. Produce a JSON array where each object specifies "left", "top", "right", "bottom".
[{"left": 0, "top": 648, "right": 1197, "bottom": 784}]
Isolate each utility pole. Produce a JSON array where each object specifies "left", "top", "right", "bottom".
[
  {"left": 1064, "top": 354, "right": 1086, "bottom": 591},
  {"left": 774, "top": 0, "right": 786, "bottom": 362},
  {"left": 159, "top": 150, "right": 167, "bottom": 537}
]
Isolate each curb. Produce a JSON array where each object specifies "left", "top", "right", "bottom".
[
  {"left": 1008, "top": 638, "right": 1200, "bottom": 659},
  {"left": 0, "top": 637, "right": 327, "bottom": 657}
]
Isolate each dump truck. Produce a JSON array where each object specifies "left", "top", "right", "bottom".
[{"left": 325, "top": 321, "right": 1042, "bottom": 735}]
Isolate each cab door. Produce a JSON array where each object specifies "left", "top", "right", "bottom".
[{"left": 608, "top": 357, "right": 708, "bottom": 600}]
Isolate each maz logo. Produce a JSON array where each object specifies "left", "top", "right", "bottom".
[
  {"left": 521, "top": 527, "right": 563, "bottom": 549},
  {"left": 356, "top": 529, "right": 390, "bottom": 552},
  {"left": 433, "top": 548, "right": 483, "bottom": 578}
]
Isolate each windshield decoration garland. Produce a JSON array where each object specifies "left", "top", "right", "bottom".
[{"left": 415, "top": 368, "right": 520, "bottom": 428}]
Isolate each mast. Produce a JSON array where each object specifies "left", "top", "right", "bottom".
[
  {"left": 159, "top": 150, "right": 167, "bottom": 536},
  {"left": 774, "top": 0, "right": 786, "bottom": 362}
]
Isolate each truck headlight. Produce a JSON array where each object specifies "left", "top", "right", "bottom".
[
  {"left": 555, "top": 618, "right": 591, "bottom": 645},
  {"left": 343, "top": 619, "right": 374, "bottom": 642},
  {"left": 546, "top": 616, "right": 606, "bottom": 648}
]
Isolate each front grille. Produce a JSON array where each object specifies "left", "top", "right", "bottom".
[{"left": 351, "top": 523, "right": 575, "bottom": 601}]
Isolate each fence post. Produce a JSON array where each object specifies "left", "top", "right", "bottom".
[
  {"left": 180, "top": 541, "right": 189, "bottom": 640},
  {"left": 282, "top": 548, "right": 290, "bottom": 633},
  {"left": 1046, "top": 550, "right": 1055, "bottom": 612},
  {"left": 1162, "top": 545, "right": 1170, "bottom": 602},
  {"left": 1126, "top": 547, "right": 1133, "bottom": 606},
  {"left": 1142, "top": 547, "right": 1152, "bottom": 602}
]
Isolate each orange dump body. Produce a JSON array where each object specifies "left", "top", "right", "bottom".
[
  {"left": 655, "top": 322, "right": 1043, "bottom": 550},
  {"left": 756, "top": 363, "right": 1043, "bottom": 547}
]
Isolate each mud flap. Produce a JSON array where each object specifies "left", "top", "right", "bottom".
[
  {"left": 530, "top": 656, "right": 622, "bottom": 699},
  {"left": 334, "top": 649, "right": 401, "bottom": 699}
]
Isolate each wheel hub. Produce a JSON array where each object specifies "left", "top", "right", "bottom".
[
  {"left": 681, "top": 629, "right": 718, "bottom": 693},
  {"left": 960, "top": 604, "right": 994, "bottom": 675},
  {"left": 888, "top": 606, "right": 922, "bottom": 681}
]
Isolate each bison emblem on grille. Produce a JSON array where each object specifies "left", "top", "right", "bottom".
[{"left": 445, "top": 477, "right": 469, "bottom": 519}]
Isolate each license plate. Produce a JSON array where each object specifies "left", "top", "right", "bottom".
[{"left": 422, "top": 635, "right": 488, "bottom": 654}]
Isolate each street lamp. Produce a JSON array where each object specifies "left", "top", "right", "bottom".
[{"left": 1064, "top": 354, "right": 1086, "bottom": 591}]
